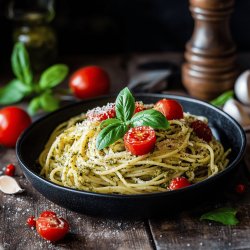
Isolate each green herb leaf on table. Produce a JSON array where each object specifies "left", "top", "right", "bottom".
[
  {"left": 0, "top": 79, "right": 32, "bottom": 105},
  {"left": 210, "top": 90, "right": 234, "bottom": 107},
  {"left": 115, "top": 87, "right": 135, "bottom": 122},
  {"left": 39, "top": 64, "right": 69, "bottom": 90},
  {"left": 131, "top": 109, "right": 169, "bottom": 130},
  {"left": 200, "top": 207, "right": 239, "bottom": 225},
  {"left": 96, "top": 123, "right": 129, "bottom": 150},
  {"left": 11, "top": 42, "right": 33, "bottom": 85}
]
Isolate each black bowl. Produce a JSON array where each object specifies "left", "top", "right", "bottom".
[{"left": 16, "top": 94, "right": 246, "bottom": 218}]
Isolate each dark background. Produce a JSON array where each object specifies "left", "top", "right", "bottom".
[{"left": 0, "top": 0, "right": 249, "bottom": 63}]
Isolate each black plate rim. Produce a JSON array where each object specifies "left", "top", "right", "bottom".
[{"left": 16, "top": 93, "right": 247, "bottom": 199}]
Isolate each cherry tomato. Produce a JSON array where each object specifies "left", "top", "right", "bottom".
[
  {"left": 69, "top": 66, "right": 110, "bottom": 99},
  {"left": 124, "top": 126, "right": 156, "bottom": 155},
  {"left": 190, "top": 120, "right": 212, "bottom": 143},
  {"left": 135, "top": 101, "right": 144, "bottom": 114},
  {"left": 0, "top": 106, "right": 31, "bottom": 147},
  {"left": 36, "top": 211, "right": 69, "bottom": 242},
  {"left": 5, "top": 164, "right": 15, "bottom": 176},
  {"left": 154, "top": 99, "right": 184, "bottom": 120},
  {"left": 235, "top": 184, "right": 246, "bottom": 194},
  {"left": 27, "top": 216, "right": 36, "bottom": 228},
  {"left": 86, "top": 103, "right": 116, "bottom": 122},
  {"left": 169, "top": 177, "right": 191, "bottom": 190}
]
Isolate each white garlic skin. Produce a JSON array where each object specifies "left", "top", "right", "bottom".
[
  {"left": 235, "top": 70, "right": 250, "bottom": 105},
  {"left": 0, "top": 176, "right": 24, "bottom": 194}
]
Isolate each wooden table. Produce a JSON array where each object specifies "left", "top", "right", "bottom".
[{"left": 1, "top": 53, "right": 250, "bottom": 250}]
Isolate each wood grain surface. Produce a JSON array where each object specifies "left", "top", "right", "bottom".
[{"left": 1, "top": 53, "right": 250, "bottom": 250}]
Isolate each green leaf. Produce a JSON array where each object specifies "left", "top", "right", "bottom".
[
  {"left": 96, "top": 123, "right": 128, "bottom": 150},
  {"left": 11, "top": 42, "right": 33, "bottom": 85},
  {"left": 200, "top": 207, "right": 239, "bottom": 225},
  {"left": 39, "top": 91, "right": 60, "bottom": 112},
  {"left": 130, "top": 109, "right": 169, "bottom": 130},
  {"left": 115, "top": 87, "right": 135, "bottom": 122},
  {"left": 100, "top": 118, "right": 122, "bottom": 129},
  {"left": 39, "top": 64, "right": 69, "bottom": 90},
  {"left": 28, "top": 96, "right": 42, "bottom": 115},
  {"left": 0, "top": 79, "right": 32, "bottom": 105},
  {"left": 210, "top": 90, "right": 234, "bottom": 107}
]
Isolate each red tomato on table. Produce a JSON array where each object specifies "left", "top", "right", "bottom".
[
  {"left": 36, "top": 210, "right": 69, "bottom": 242},
  {"left": 0, "top": 106, "right": 31, "bottom": 147},
  {"left": 5, "top": 164, "right": 15, "bottom": 176},
  {"left": 69, "top": 66, "right": 110, "bottom": 99},
  {"left": 154, "top": 99, "right": 183, "bottom": 120},
  {"left": 124, "top": 126, "right": 156, "bottom": 155}
]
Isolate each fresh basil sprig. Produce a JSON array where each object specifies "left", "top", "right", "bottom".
[
  {"left": 96, "top": 87, "right": 169, "bottom": 150},
  {"left": 200, "top": 207, "right": 239, "bottom": 225},
  {"left": 0, "top": 42, "right": 68, "bottom": 115}
]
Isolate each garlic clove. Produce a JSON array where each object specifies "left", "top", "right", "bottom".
[
  {"left": 0, "top": 176, "right": 24, "bottom": 194},
  {"left": 223, "top": 98, "right": 250, "bottom": 128},
  {"left": 234, "top": 70, "right": 250, "bottom": 105}
]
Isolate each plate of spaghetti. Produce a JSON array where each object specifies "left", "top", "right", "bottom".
[{"left": 17, "top": 90, "right": 246, "bottom": 217}]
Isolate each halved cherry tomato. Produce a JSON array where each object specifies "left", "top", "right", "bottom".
[
  {"left": 0, "top": 106, "right": 31, "bottom": 147},
  {"left": 169, "top": 177, "right": 191, "bottom": 190},
  {"left": 124, "top": 126, "right": 156, "bottom": 155},
  {"left": 190, "top": 120, "right": 212, "bottom": 142},
  {"left": 86, "top": 103, "right": 116, "bottom": 122},
  {"left": 36, "top": 211, "right": 69, "bottom": 242},
  {"left": 154, "top": 99, "right": 183, "bottom": 120},
  {"left": 69, "top": 65, "right": 110, "bottom": 99},
  {"left": 5, "top": 164, "right": 15, "bottom": 176}
]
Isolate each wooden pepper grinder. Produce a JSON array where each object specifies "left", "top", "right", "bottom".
[{"left": 182, "top": 0, "right": 238, "bottom": 100}]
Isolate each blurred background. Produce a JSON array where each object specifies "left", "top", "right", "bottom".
[{"left": 0, "top": 0, "right": 249, "bottom": 72}]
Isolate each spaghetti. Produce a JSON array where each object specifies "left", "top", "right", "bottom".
[{"left": 39, "top": 108, "right": 230, "bottom": 195}]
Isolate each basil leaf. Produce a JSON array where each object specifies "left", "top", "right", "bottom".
[
  {"left": 131, "top": 109, "right": 169, "bottom": 130},
  {"left": 39, "top": 91, "right": 60, "bottom": 112},
  {"left": 28, "top": 96, "right": 41, "bottom": 115},
  {"left": 115, "top": 87, "right": 135, "bottom": 122},
  {"left": 0, "top": 79, "right": 32, "bottom": 105},
  {"left": 11, "top": 42, "right": 33, "bottom": 85},
  {"left": 96, "top": 123, "right": 128, "bottom": 150},
  {"left": 210, "top": 90, "right": 234, "bottom": 107},
  {"left": 39, "top": 64, "right": 69, "bottom": 90},
  {"left": 200, "top": 207, "right": 239, "bottom": 225},
  {"left": 100, "top": 118, "right": 122, "bottom": 129}
]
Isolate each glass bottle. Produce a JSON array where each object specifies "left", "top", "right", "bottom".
[{"left": 7, "top": 0, "right": 57, "bottom": 72}]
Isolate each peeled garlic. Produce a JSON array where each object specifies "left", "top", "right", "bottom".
[
  {"left": 0, "top": 176, "right": 24, "bottom": 194},
  {"left": 235, "top": 70, "right": 250, "bottom": 105}
]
